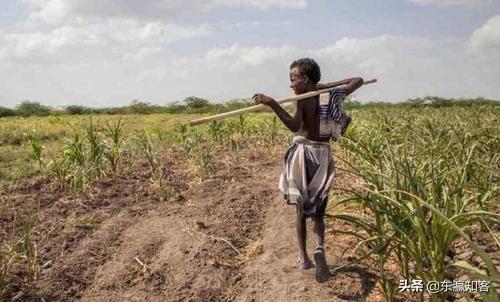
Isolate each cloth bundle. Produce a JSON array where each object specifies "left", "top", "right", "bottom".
[{"left": 318, "top": 88, "right": 351, "bottom": 141}]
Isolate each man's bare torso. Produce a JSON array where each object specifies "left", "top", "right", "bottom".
[{"left": 294, "top": 96, "right": 329, "bottom": 143}]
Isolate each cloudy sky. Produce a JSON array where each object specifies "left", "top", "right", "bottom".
[{"left": 1, "top": 0, "right": 499, "bottom": 107}]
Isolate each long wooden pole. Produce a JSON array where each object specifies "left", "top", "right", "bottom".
[{"left": 189, "top": 78, "right": 377, "bottom": 126}]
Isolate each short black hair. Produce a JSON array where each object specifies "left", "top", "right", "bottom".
[{"left": 290, "top": 58, "right": 321, "bottom": 84}]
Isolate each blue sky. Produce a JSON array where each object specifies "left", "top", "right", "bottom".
[{"left": 1, "top": 0, "right": 499, "bottom": 107}]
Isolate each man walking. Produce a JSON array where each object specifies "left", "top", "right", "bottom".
[{"left": 252, "top": 58, "right": 363, "bottom": 283}]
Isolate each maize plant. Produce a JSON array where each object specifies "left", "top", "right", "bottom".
[
  {"left": 334, "top": 107, "right": 499, "bottom": 302},
  {"left": 22, "top": 219, "right": 38, "bottom": 281},
  {"left": 195, "top": 147, "right": 213, "bottom": 177},
  {"left": 105, "top": 117, "right": 124, "bottom": 147},
  {"left": 62, "top": 133, "right": 85, "bottom": 167},
  {"left": 50, "top": 157, "right": 69, "bottom": 184},
  {"left": 60, "top": 133, "right": 89, "bottom": 194},
  {"left": 209, "top": 120, "right": 225, "bottom": 142},
  {"left": 104, "top": 118, "right": 124, "bottom": 175},
  {"left": 175, "top": 124, "right": 202, "bottom": 159},
  {"left": 134, "top": 130, "right": 161, "bottom": 186},
  {"left": 174, "top": 123, "right": 189, "bottom": 143},
  {"left": 85, "top": 117, "right": 106, "bottom": 177},
  {"left": 25, "top": 132, "right": 45, "bottom": 174},
  {"left": 266, "top": 116, "right": 279, "bottom": 144},
  {"left": 238, "top": 114, "right": 247, "bottom": 136}
]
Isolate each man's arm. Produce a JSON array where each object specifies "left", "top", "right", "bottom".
[
  {"left": 252, "top": 94, "right": 303, "bottom": 132},
  {"left": 317, "top": 77, "right": 364, "bottom": 95}
]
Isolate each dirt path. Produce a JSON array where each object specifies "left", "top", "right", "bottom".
[
  {"left": 69, "top": 159, "right": 383, "bottom": 301},
  {"left": 236, "top": 165, "right": 385, "bottom": 302}
]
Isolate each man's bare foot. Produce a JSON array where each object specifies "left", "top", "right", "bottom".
[
  {"left": 297, "top": 257, "right": 313, "bottom": 270},
  {"left": 314, "top": 246, "right": 329, "bottom": 283}
]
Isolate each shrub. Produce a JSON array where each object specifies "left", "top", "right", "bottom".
[
  {"left": 15, "top": 101, "right": 51, "bottom": 117},
  {"left": 127, "top": 100, "right": 155, "bottom": 114},
  {"left": 165, "top": 102, "right": 186, "bottom": 113},
  {"left": 183, "top": 96, "right": 210, "bottom": 110},
  {"left": 222, "top": 98, "right": 252, "bottom": 112},
  {"left": 65, "top": 105, "right": 91, "bottom": 115},
  {"left": 0, "top": 106, "right": 15, "bottom": 118}
]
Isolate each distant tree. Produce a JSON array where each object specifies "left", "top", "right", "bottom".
[
  {"left": 165, "top": 101, "right": 187, "bottom": 113},
  {"left": 406, "top": 97, "right": 424, "bottom": 104},
  {"left": 404, "top": 97, "right": 425, "bottom": 107},
  {"left": 422, "top": 96, "right": 452, "bottom": 107},
  {"left": 97, "top": 107, "right": 126, "bottom": 115},
  {"left": 0, "top": 106, "right": 16, "bottom": 118},
  {"left": 128, "top": 100, "right": 154, "bottom": 114},
  {"left": 15, "top": 101, "right": 51, "bottom": 116},
  {"left": 65, "top": 105, "right": 90, "bottom": 115},
  {"left": 223, "top": 98, "right": 252, "bottom": 111},
  {"left": 183, "top": 96, "right": 210, "bottom": 110}
]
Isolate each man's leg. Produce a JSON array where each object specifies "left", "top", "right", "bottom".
[
  {"left": 312, "top": 215, "right": 329, "bottom": 282},
  {"left": 296, "top": 208, "right": 312, "bottom": 269},
  {"left": 312, "top": 215, "right": 325, "bottom": 248}
]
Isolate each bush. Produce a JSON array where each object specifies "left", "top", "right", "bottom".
[
  {"left": 222, "top": 98, "right": 252, "bottom": 112},
  {"left": 0, "top": 106, "right": 15, "bottom": 118},
  {"left": 165, "top": 102, "right": 187, "bottom": 113},
  {"left": 65, "top": 105, "right": 91, "bottom": 115},
  {"left": 15, "top": 101, "right": 51, "bottom": 117},
  {"left": 183, "top": 96, "right": 210, "bottom": 110},
  {"left": 94, "top": 107, "right": 125, "bottom": 115},
  {"left": 128, "top": 100, "right": 156, "bottom": 114}
]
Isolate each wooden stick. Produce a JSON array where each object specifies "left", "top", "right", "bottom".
[{"left": 189, "top": 78, "right": 377, "bottom": 126}]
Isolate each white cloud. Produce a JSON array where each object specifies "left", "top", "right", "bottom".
[
  {"left": 220, "top": 20, "right": 292, "bottom": 31},
  {"left": 21, "top": 0, "right": 307, "bottom": 23},
  {"left": 188, "top": 36, "right": 473, "bottom": 102},
  {"left": 0, "top": 19, "right": 211, "bottom": 62},
  {"left": 314, "top": 35, "right": 430, "bottom": 76},
  {"left": 213, "top": 0, "right": 307, "bottom": 10},
  {"left": 143, "top": 34, "right": 496, "bottom": 102},
  {"left": 28, "top": 0, "right": 68, "bottom": 23},
  {"left": 2, "top": 32, "right": 499, "bottom": 107},
  {"left": 468, "top": 14, "right": 500, "bottom": 63},
  {"left": 204, "top": 44, "right": 297, "bottom": 70},
  {"left": 123, "top": 47, "right": 163, "bottom": 63},
  {"left": 408, "top": 0, "right": 495, "bottom": 7}
]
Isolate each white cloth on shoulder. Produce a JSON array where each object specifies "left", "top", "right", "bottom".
[{"left": 318, "top": 88, "right": 351, "bottom": 141}]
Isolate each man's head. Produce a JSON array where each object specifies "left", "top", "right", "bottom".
[{"left": 289, "top": 58, "right": 321, "bottom": 95}]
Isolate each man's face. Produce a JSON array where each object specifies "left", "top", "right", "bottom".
[{"left": 289, "top": 67, "right": 308, "bottom": 95}]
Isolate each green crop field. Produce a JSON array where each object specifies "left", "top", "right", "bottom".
[{"left": 1, "top": 104, "right": 499, "bottom": 301}]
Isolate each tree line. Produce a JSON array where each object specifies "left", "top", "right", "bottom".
[
  {"left": 0, "top": 97, "right": 252, "bottom": 118},
  {"left": 0, "top": 95, "right": 498, "bottom": 118}
]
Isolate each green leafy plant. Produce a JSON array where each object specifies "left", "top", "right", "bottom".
[
  {"left": 333, "top": 109, "right": 499, "bottom": 301},
  {"left": 104, "top": 118, "right": 124, "bottom": 175}
]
